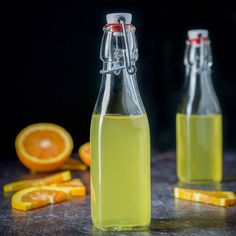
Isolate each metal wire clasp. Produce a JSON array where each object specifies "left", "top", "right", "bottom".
[
  {"left": 199, "top": 33, "right": 204, "bottom": 70},
  {"left": 100, "top": 17, "right": 137, "bottom": 75}
]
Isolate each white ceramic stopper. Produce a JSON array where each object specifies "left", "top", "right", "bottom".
[
  {"left": 188, "top": 29, "right": 209, "bottom": 39},
  {"left": 106, "top": 13, "right": 132, "bottom": 24}
]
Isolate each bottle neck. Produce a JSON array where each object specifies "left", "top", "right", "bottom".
[
  {"left": 184, "top": 40, "right": 212, "bottom": 72},
  {"left": 178, "top": 40, "right": 221, "bottom": 114},
  {"left": 100, "top": 24, "right": 138, "bottom": 75},
  {"left": 94, "top": 24, "right": 145, "bottom": 116},
  {"left": 94, "top": 70, "right": 145, "bottom": 116},
  {"left": 183, "top": 39, "right": 214, "bottom": 98}
]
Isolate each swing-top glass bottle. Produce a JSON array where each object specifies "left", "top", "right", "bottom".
[
  {"left": 176, "top": 29, "right": 222, "bottom": 183},
  {"left": 90, "top": 13, "right": 151, "bottom": 231}
]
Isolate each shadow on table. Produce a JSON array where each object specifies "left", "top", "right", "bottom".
[
  {"left": 222, "top": 176, "right": 236, "bottom": 183},
  {"left": 150, "top": 213, "right": 236, "bottom": 233}
]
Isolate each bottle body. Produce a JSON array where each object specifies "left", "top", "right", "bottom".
[
  {"left": 176, "top": 30, "right": 222, "bottom": 183},
  {"left": 91, "top": 114, "right": 150, "bottom": 230},
  {"left": 176, "top": 113, "right": 222, "bottom": 182},
  {"left": 90, "top": 14, "right": 150, "bottom": 231}
]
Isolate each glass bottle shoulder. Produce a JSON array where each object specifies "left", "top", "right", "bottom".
[
  {"left": 177, "top": 69, "right": 221, "bottom": 115},
  {"left": 93, "top": 72, "right": 146, "bottom": 116}
]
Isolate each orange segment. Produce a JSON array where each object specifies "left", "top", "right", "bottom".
[
  {"left": 174, "top": 187, "right": 236, "bottom": 207},
  {"left": 40, "top": 171, "right": 71, "bottom": 185},
  {"left": 60, "top": 158, "right": 88, "bottom": 171},
  {"left": 3, "top": 171, "right": 71, "bottom": 193},
  {"left": 52, "top": 179, "right": 86, "bottom": 196},
  {"left": 15, "top": 123, "right": 74, "bottom": 172},
  {"left": 78, "top": 142, "right": 90, "bottom": 167},
  {"left": 12, "top": 186, "right": 71, "bottom": 211},
  {"left": 3, "top": 179, "right": 36, "bottom": 193}
]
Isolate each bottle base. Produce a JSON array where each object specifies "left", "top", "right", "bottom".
[
  {"left": 93, "top": 223, "right": 150, "bottom": 232},
  {"left": 178, "top": 178, "right": 222, "bottom": 184}
]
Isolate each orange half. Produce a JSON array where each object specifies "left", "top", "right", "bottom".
[
  {"left": 15, "top": 123, "right": 74, "bottom": 172},
  {"left": 78, "top": 142, "right": 90, "bottom": 167}
]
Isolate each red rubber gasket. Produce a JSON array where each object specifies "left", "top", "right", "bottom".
[
  {"left": 105, "top": 23, "right": 133, "bottom": 32},
  {"left": 189, "top": 37, "right": 209, "bottom": 44}
]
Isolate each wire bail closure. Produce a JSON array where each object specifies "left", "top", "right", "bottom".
[
  {"left": 199, "top": 33, "right": 204, "bottom": 70},
  {"left": 189, "top": 33, "right": 206, "bottom": 73},
  {"left": 100, "top": 17, "right": 137, "bottom": 75}
]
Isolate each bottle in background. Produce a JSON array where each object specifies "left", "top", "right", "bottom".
[
  {"left": 90, "top": 13, "right": 151, "bottom": 231},
  {"left": 176, "top": 29, "right": 222, "bottom": 183}
]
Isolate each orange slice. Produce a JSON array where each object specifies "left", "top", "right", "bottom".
[
  {"left": 174, "top": 187, "right": 236, "bottom": 207},
  {"left": 78, "top": 142, "right": 90, "bottom": 167},
  {"left": 12, "top": 186, "right": 71, "bottom": 211},
  {"left": 15, "top": 123, "right": 74, "bottom": 172},
  {"left": 3, "top": 171, "right": 71, "bottom": 193},
  {"left": 59, "top": 158, "right": 88, "bottom": 171},
  {"left": 52, "top": 179, "right": 86, "bottom": 196}
]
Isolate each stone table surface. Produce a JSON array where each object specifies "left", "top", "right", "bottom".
[{"left": 0, "top": 152, "right": 236, "bottom": 236}]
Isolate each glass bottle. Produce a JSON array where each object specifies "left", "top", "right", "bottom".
[
  {"left": 176, "top": 29, "right": 222, "bottom": 183},
  {"left": 90, "top": 13, "right": 151, "bottom": 231}
]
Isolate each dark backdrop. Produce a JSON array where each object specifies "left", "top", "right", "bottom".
[{"left": 2, "top": 0, "right": 236, "bottom": 160}]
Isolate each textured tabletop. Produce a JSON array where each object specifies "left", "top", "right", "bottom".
[{"left": 0, "top": 152, "right": 236, "bottom": 236}]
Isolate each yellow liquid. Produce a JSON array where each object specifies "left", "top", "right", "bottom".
[
  {"left": 176, "top": 113, "right": 222, "bottom": 183},
  {"left": 90, "top": 114, "right": 150, "bottom": 231}
]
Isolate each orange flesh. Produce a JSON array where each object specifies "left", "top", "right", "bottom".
[
  {"left": 41, "top": 172, "right": 71, "bottom": 185},
  {"left": 187, "top": 192, "right": 233, "bottom": 198},
  {"left": 22, "top": 190, "right": 68, "bottom": 208},
  {"left": 53, "top": 179, "right": 86, "bottom": 196},
  {"left": 176, "top": 188, "right": 235, "bottom": 198},
  {"left": 85, "top": 146, "right": 90, "bottom": 154},
  {"left": 23, "top": 130, "right": 65, "bottom": 159},
  {"left": 3, "top": 171, "right": 71, "bottom": 193},
  {"left": 9, "top": 180, "right": 37, "bottom": 191},
  {"left": 79, "top": 143, "right": 91, "bottom": 166}
]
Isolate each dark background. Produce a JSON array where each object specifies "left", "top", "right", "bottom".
[{"left": 1, "top": 0, "right": 236, "bottom": 160}]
